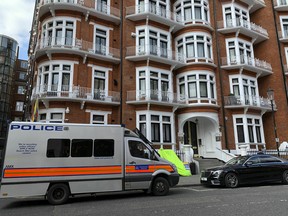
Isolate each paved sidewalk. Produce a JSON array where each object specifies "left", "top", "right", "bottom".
[{"left": 177, "top": 174, "right": 201, "bottom": 187}]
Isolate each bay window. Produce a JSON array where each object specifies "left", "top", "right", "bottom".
[
  {"left": 177, "top": 71, "right": 216, "bottom": 103},
  {"left": 41, "top": 18, "right": 75, "bottom": 48},
  {"left": 226, "top": 38, "right": 253, "bottom": 65},
  {"left": 174, "top": 0, "right": 210, "bottom": 25},
  {"left": 176, "top": 33, "right": 212, "bottom": 63}
]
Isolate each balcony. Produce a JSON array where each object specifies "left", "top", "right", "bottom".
[
  {"left": 34, "top": 37, "right": 120, "bottom": 63},
  {"left": 239, "top": 0, "right": 266, "bottom": 13},
  {"left": 33, "top": 85, "right": 120, "bottom": 108},
  {"left": 224, "top": 95, "right": 273, "bottom": 112},
  {"left": 126, "top": 90, "right": 186, "bottom": 106},
  {"left": 221, "top": 55, "right": 272, "bottom": 77},
  {"left": 217, "top": 18, "right": 268, "bottom": 44},
  {"left": 274, "top": 0, "right": 288, "bottom": 11},
  {"left": 126, "top": 46, "right": 185, "bottom": 68},
  {"left": 38, "top": 0, "right": 120, "bottom": 24},
  {"left": 126, "top": 4, "right": 183, "bottom": 32}
]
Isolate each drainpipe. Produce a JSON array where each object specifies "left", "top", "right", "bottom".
[
  {"left": 271, "top": 0, "right": 288, "bottom": 105},
  {"left": 213, "top": 0, "right": 230, "bottom": 152},
  {"left": 120, "top": 0, "right": 123, "bottom": 124}
]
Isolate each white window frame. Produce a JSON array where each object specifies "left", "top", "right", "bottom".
[
  {"left": 93, "top": 24, "right": 112, "bottom": 55},
  {"left": 41, "top": 17, "right": 77, "bottom": 48},
  {"left": 176, "top": 70, "right": 216, "bottom": 103},
  {"left": 233, "top": 114, "right": 265, "bottom": 150},
  {"left": 136, "top": 25, "right": 171, "bottom": 58},
  {"left": 136, "top": 66, "right": 172, "bottom": 100},
  {"left": 229, "top": 74, "right": 259, "bottom": 105},
  {"left": 37, "top": 60, "right": 75, "bottom": 94},
  {"left": 88, "top": 110, "right": 111, "bottom": 124},
  {"left": 222, "top": 3, "right": 249, "bottom": 28},
  {"left": 17, "top": 86, "right": 25, "bottom": 94},
  {"left": 174, "top": 0, "right": 210, "bottom": 25},
  {"left": 225, "top": 38, "right": 254, "bottom": 65},
  {"left": 39, "top": 108, "right": 65, "bottom": 123},
  {"left": 175, "top": 32, "right": 213, "bottom": 63},
  {"left": 90, "top": 65, "right": 111, "bottom": 99},
  {"left": 15, "top": 101, "right": 24, "bottom": 111},
  {"left": 136, "top": 0, "right": 170, "bottom": 17},
  {"left": 136, "top": 110, "right": 175, "bottom": 144},
  {"left": 280, "top": 16, "right": 288, "bottom": 38}
]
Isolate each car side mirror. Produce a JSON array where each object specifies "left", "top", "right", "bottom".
[{"left": 245, "top": 161, "right": 253, "bottom": 166}]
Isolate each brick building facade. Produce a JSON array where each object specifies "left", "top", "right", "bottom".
[{"left": 28, "top": 0, "right": 288, "bottom": 160}]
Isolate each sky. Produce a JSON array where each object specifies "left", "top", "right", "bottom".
[{"left": 0, "top": 0, "right": 35, "bottom": 60}]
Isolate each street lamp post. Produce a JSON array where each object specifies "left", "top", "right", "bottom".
[{"left": 267, "top": 88, "right": 280, "bottom": 156}]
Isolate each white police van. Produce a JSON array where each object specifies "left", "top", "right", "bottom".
[{"left": 0, "top": 122, "right": 179, "bottom": 205}]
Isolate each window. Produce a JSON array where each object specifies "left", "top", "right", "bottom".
[
  {"left": 19, "top": 72, "right": 26, "bottom": 80},
  {"left": 226, "top": 38, "right": 253, "bottom": 65},
  {"left": 15, "top": 101, "right": 24, "bottom": 111},
  {"left": 129, "top": 140, "right": 151, "bottom": 159},
  {"left": 281, "top": 17, "right": 288, "bottom": 38},
  {"left": 176, "top": 33, "right": 212, "bottom": 62},
  {"left": 137, "top": 111, "right": 174, "bottom": 143},
  {"left": 92, "top": 115, "right": 105, "bottom": 124},
  {"left": 39, "top": 109, "right": 64, "bottom": 123},
  {"left": 94, "top": 139, "right": 114, "bottom": 157},
  {"left": 20, "top": 61, "right": 28, "bottom": 69},
  {"left": 136, "top": 27, "right": 170, "bottom": 58},
  {"left": 174, "top": 0, "right": 209, "bottom": 24},
  {"left": 223, "top": 5, "right": 249, "bottom": 28},
  {"left": 137, "top": 67, "right": 171, "bottom": 101},
  {"left": 93, "top": 70, "right": 106, "bottom": 99},
  {"left": 17, "top": 86, "right": 25, "bottom": 94},
  {"left": 41, "top": 18, "right": 75, "bottom": 48},
  {"left": 37, "top": 62, "right": 72, "bottom": 94},
  {"left": 47, "top": 139, "right": 70, "bottom": 157},
  {"left": 97, "top": 0, "right": 108, "bottom": 13},
  {"left": 234, "top": 115, "right": 264, "bottom": 146},
  {"left": 178, "top": 72, "right": 215, "bottom": 102},
  {"left": 95, "top": 27, "right": 107, "bottom": 55},
  {"left": 71, "top": 139, "right": 93, "bottom": 157},
  {"left": 229, "top": 75, "right": 258, "bottom": 105}
]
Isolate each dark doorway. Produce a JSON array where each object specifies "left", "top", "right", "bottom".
[{"left": 183, "top": 121, "right": 198, "bottom": 155}]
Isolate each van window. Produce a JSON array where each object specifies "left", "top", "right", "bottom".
[
  {"left": 94, "top": 139, "right": 114, "bottom": 157},
  {"left": 71, "top": 139, "right": 93, "bottom": 157},
  {"left": 47, "top": 139, "right": 70, "bottom": 157},
  {"left": 128, "top": 141, "right": 151, "bottom": 159}
]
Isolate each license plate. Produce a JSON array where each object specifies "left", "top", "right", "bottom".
[{"left": 201, "top": 177, "right": 207, "bottom": 181}]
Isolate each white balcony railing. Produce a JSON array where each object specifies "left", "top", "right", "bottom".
[
  {"left": 39, "top": 0, "right": 120, "bottom": 18},
  {"left": 218, "top": 18, "right": 268, "bottom": 37},
  {"left": 221, "top": 55, "right": 272, "bottom": 71},
  {"left": 224, "top": 95, "right": 273, "bottom": 109},
  {"left": 36, "top": 37, "right": 120, "bottom": 58},
  {"left": 34, "top": 85, "right": 120, "bottom": 103},
  {"left": 127, "top": 90, "right": 186, "bottom": 104},
  {"left": 126, "top": 45, "right": 185, "bottom": 63},
  {"left": 126, "top": 3, "right": 182, "bottom": 24}
]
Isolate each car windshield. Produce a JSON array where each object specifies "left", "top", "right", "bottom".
[{"left": 225, "top": 156, "right": 250, "bottom": 165}]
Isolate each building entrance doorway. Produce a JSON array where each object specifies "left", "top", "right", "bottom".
[{"left": 183, "top": 121, "right": 198, "bottom": 155}]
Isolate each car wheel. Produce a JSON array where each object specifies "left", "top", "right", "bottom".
[
  {"left": 152, "top": 177, "right": 169, "bottom": 196},
  {"left": 47, "top": 183, "right": 70, "bottom": 205},
  {"left": 225, "top": 173, "right": 239, "bottom": 188},
  {"left": 282, "top": 170, "right": 288, "bottom": 184}
]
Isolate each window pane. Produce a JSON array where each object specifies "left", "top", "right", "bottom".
[
  {"left": 47, "top": 139, "right": 70, "bottom": 157},
  {"left": 71, "top": 139, "right": 93, "bottom": 157},
  {"left": 129, "top": 140, "right": 150, "bottom": 159},
  {"left": 94, "top": 139, "right": 114, "bottom": 157},
  {"left": 237, "top": 125, "right": 245, "bottom": 143}
]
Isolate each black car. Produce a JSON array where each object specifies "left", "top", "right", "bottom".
[{"left": 200, "top": 154, "right": 288, "bottom": 188}]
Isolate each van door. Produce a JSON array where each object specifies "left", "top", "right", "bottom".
[{"left": 125, "top": 138, "right": 156, "bottom": 190}]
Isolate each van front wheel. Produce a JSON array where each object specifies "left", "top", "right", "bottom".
[
  {"left": 152, "top": 177, "right": 169, "bottom": 196},
  {"left": 47, "top": 184, "right": 70, "bottom": 205}
]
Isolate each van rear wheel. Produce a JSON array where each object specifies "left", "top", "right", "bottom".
[
  {"left": 152, "top": 177, "right": 169, "bottom": 196},
  {"left": 47, "top": 183, "right": 70, "bottom": 205}
]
